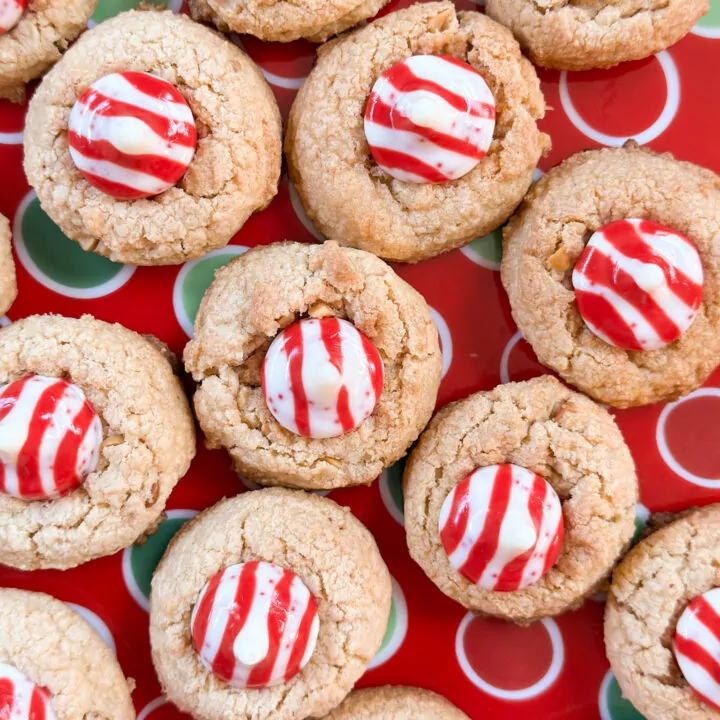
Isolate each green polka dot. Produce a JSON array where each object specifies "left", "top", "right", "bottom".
[
  {"left": 468, "top": 228, "right": 503, "bottom": 266},
  {"left": 697, "top": 0, "right": 720, "bottom": 28},
  {"left": 92, "top": 0, "right": 169, "bottom": 23},
  {"left": 604, "top": 674, "right": 646, "bottom": 720},
  {"left": 632, "top": 515, "right": 646, "bottom": 544},
  {"left": 377, "top": 598, "right": 397, "bottom": 654},
  {"left": 181, "top": 252, "right": 243, "bottom": 329},
  {"left": 386, "top": 457, "right": 405, "bottom": 517}
]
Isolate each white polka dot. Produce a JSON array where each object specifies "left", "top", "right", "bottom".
[
  {"left": 429, "top": 307, "right": 453, "bottom": 380},
  {"left": 137, "top": 696, "right": 170, "bottom": 720},
  {"left": 366, "top": 577, "right": 408, "bottom": 670},
  {"left": 691, "top": 22, "right": 720, "bottom": 38},
  {"left": 0, "top": 131, "right": 23, "bottom": 146},
  {"left": 499, "top": 329, "right": 523, "bottom": 385},
  {"left": 67, "top": 604, "right": 116, "bottom": 653},
  {"left": 289, "top": 180, "right": 324, "bottom": 241}
]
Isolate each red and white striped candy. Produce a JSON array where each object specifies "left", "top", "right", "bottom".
[
  {"left": 0, "top": 0, "right": 26, "bottom": 35},
  {"left": 572, "top": 218, "right": 703, "bottom": 351},
  {"left": 364, "top": 55, "right": 496, "bottom": 184},
  {"left": 438, "top": 463, "right": 564, "bottom": 592},
  {"left": 261, "top": 317, "right": 384, "bottom": 439},
  {"left": 68, "top": 71, "right": 197, "bottom": 200},
  {"left": 0, "top": 375, "right": 103, "bottom": 501},
  {"left": 0, "top": 662, "right": 56, "bottom": 720},
  {"left": 674, "top": 587, "right": 720, "bottom": 711},
  {"left": 191, "top": 561, "right": 320, "bottom": 689}
]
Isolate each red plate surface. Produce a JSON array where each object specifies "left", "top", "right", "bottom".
[{"left": 2, "top": 1, "right": 720, "bottom": 718}]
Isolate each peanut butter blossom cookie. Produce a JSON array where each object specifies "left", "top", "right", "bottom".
[
  {"left": 184, "top": 241, "right": 442, "bottom": 490},
  {"left": 486, "top": 0, "right": 707, "bottom": 70},
  {"left": 0, "top": 213, "right": 17, "bottom": 318},
  {"left": 150, "top": 488, "right": 392, "bottom": 720},
  {"left": 404, "top": 376, "right": 638, "bottom": 623},
  {"left": 286, "top": 1, "right": 549, "bottom": 263},
  {"left": 23, "top": 9, "right": 282, "bottom": 266},
  {"left": 0, "top": 0, "right": 97, "bottom": 102},
  {"left": 0, "top": 588, "right": 134, "bottom": 719},
  {"left": 605, "top": 505, "right": 720, "bottom": 720},
  {"left": 0, "top": 314, "right": 195, "bottom": 570},
  {"left": 502, "top": 143, "right": 720, "bottom": 408}
]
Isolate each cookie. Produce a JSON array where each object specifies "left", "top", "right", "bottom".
[
  {"left": 286, "top": 1, "right": 549, "bottom": 263},
  {"left": 404, "top": 376, "right": 638, "bottom": 623},
  {"left": 184, "top": 241, "right": 442, "bottom": 490},
  {"left": 0, "top": 313, "right": 196, "bottom": 570},
  {"left": 605, "top": 504, "right": 720, "bottom": 720},
  {"left": 150, "top": 488, "right": 392, "bottom": 720},
  {"left": 0, "top": 0, "right": 97, "bottom": 103},
  {"left": 23, "top": 9, "right": 282, "bottom": 266},
  {"left": 322, "top": 686, "right": 470, "bottom": 719},
  {"left": 501, "top": 143, "right": 720, "bottom": 408},
  {"left": 0, "top": 213, "right": 17, "bottom": 318},
  {"left": 486, "top": 0, "right": 707, "bottom": 70},
  {"left": 0, "top": 587, "right": 134, "bottom": 719},
  {"left": 189, "top": 0, "right": 389, "bottom": 42}
]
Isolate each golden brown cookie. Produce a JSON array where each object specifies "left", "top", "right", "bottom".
[
  {"left": 501, "top": 144, "right": 720, "bottom": 408},
  {"left": 184, "top": 241, "right": 442, "bottom": 490},
  {"left": 23, "top": 9, "right": 282, "bottom": 266},
  {"left": 0, "top": 213, "right": 17, "bottom": 318},
  {"left": 404, "top": 376, "right": 638, "bottom": 624},
  {"left": 605, "top": 504, "right": 720, "bottom": 720},
  {"left": 286, "top": 2, "right": 549, "bottom": 263},
  {"left": 0, "top": 0, "right": 97, "bottom": 103},
  {"left": 0, "top": 313, "right": 196, "bottom": 570},
  {"left": 0, "top": 588, "right": 134, "bottom": 719},
  {"left": 150, "top": 488, "right": 392, "bottom": 720},
  {"left": 486, "top": 0, "right": 707, "bottom": 70}
]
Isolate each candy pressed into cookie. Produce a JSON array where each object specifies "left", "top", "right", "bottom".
[
  {"left": 184, "top": 241, "right": 442, "bottom": 490},
  {"left": 486, "top": 0, "right": 707, "bottom": 70},
  {"left": 23, "top": 9, "right": 282, "bottom": 266},
  {"left": 286, "top": 1, "right": 550, "bottom": 263},
  {"left": 502, "top": 143, "right": 720, "bottom": 408},
  {"left": 605, "top": 504, "right": 720, "bottom": 720},
  {"left": 0, "top": 213, "right": 17, "bottom": 317},
  {"left": 150, "top": 488, "right": 392, "bottom": 720},
  {"left": 0, "top": 588, "right": 134, "bottom": 719},
  {"left": 404, "top": 376, "right": 638, "bottom": 623},
  {"left": 0, "top": 0, "right": 97, "bottom": 102},
  {"left": 0, "top": 314, "right": 196, "bottom": 570}
]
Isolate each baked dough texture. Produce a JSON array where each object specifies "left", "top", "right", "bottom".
[
  {"left": 0, "top": 314, "right": 196, "bottom": 570},
  {"left": 23, "top": 9, "right": 282, "bottom": 266},
  {"left": 502, "top": 144, "right": 720, "bottom": 408},
  {"left": 322, "top": 686, "right": 470, "bottom": 719},
  {"left": 0, "top": 0, "right": 98, "bottom": 102},
  {"left": 605, "top": 505, "right": 720, "bottom": 720},
  {"left": 0, "top": 214, "right": 17, "bottom": 318},
  {"left": 150, "top": 488, "right": 392, "bottom": 720},
  {"left": 486, "top": 0, "right": 708, "bottom": 70},
  {"left": 404, "top": 376, "right": 638, "bottom": 623},
  {"left": 0, "top": 588, "right": 134, "bottom": 720},
  {"left": 184, "top": 241, "right": 442, "bottom": 490},
  {"left": 286, "top": 2, "right": 550, "bottom": 263},
  {"left": 189, "top": 0, "right": 389, "bottom": 42}
]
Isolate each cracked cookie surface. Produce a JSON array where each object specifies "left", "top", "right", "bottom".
[
  {"left": 23, "top": 9, "right": 282, "bottom": 266},
  {"left": 501, "top": 144, "right": 720, "bottom": 408},
  {"left": 286, "top": 2, "right": 550, "bottom": 263},
  {"left": 0, "top": 314, "right": 196, "bottom": 570},
  {"left": 0, "top": 214, "right": 17, "bottom": 318},
  {"left": 605, "top": 504, "right": 720, "bottom": 720},
  {"left": 404, "top": 376, "right": 638, "bottom": 623},
  {"left": 150, "top": 488, "right": 392, "bottom": 720},
  {"left": 184, "top": 241, "right": 442, "bottom": 490}
]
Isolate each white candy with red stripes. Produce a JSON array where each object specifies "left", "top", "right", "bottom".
[
  {"left": 191, "top": 561, "right": 320, "bottom": 689},
  {"left": 364, "top": 54, "right": 496, "bottom": 184},
  {"left": 674, "top": 587, "right": 720, "bottom": 711},
  {"left": 262, "top": 317, "right": 384, "bottom": 439},
  {"left": 0, "top": 375, "right": 103, "bottom": 501},
  {"left": 68, "top": 71, "right": 197, "bottom": 200},
  {"left": 0, "top": 662, "right": 56, "bottom": 720},
  {"left": 438, "top": 463, "right": 564, "bottom": 592},
  {"left": 0, "top": 0, "right": 26, "bottom": 35},
  {"left": 572, "top": 218, "right": 704, "bottom": 351}
]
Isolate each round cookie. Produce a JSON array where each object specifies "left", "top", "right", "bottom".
[
  {"left": 486, "top": 0, "right": 707, "bottom": 70},
  {"left": 0, "top": 213, "right": 17, "bottom": 317},
  {"left": 286, "top": 1, "right": 550, "bottom": 263},
  {"left": 184, "top": 240, "right": 442, "bottom": 490},
  {"left": 23, "top": 9, "right": 282, "bottom": 266},
  {"left": 0, "top": 587, "right": 134, "bottom": 719},
  {"left": 605, "top": 505, "right": 720, "bottom": 720},
  {"left": 0, "top": 0, "right": 97, "bottom": 103},
  {"left": 150, "top": 488, "right": 392, "bottom": 720},
  {"left": 501, "top": 143, "right": 720, "bottom": 408},
  {"left": 0, "top": 313, "right": 196, "bottom": 570},
  {"left": 322, "top": 686, "right": 470, "bottom": 719},
  {"left": 404, "top": 375, "right": 638, "bottom": 623}
]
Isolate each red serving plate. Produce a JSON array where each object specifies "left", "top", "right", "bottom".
[{"left": 2, "top": 1, "right": 720, "bottom": 718}]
